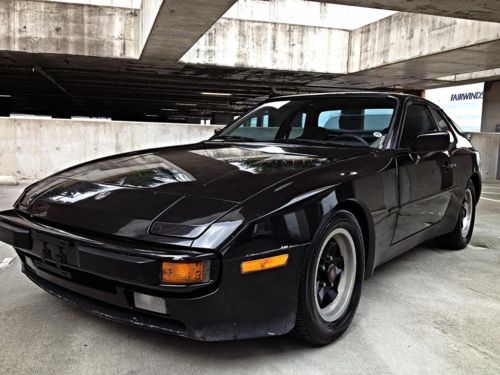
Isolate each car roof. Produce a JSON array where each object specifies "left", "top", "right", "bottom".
[{"left": 266, "top": 91, "right": 423, "bottom": 101}]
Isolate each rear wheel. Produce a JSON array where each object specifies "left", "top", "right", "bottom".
[
  {"left": 294, "top": 211, "right": 365, "bottom": 346},
  {"left": 435, "top": 180, "right": 476, "bottom": 250}
]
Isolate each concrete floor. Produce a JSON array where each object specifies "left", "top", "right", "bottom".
[{"left": 0, "top": 183, "right": 499, "bottom": 375}]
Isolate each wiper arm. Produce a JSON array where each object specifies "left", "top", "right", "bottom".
[
  {"left": 275, "top": 138, "right": 368, "bottom": 148},
  {"left": 212, "top": 135, "right": 257, "bottom": 142},
  {"left": 276, "top": 138, "right": 330, "bottom": 146}
]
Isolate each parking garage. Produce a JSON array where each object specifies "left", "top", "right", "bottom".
[{"left": 0, "top": 0, "right": 499, "bottom": 373}]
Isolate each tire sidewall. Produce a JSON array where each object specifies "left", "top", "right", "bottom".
[
  {"left": 302, "top": 210, "right": 365, "bottom": 342},
  {"left": 460, "top": 181, "right": 476, "bottom": 245}
]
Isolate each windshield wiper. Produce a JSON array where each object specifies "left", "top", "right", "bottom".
[
  {"left": 275, "top": 138, "right": 330, "bottom": 146},
  {"left": 274, "top": 138, "right": 369, "bottom": 148},
  {"left": 212, "top": 135, "right": 257, "bottom": 142}
]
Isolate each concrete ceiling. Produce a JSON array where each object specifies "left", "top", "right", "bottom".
[
  {"left": 1, "top": 51, "right": 357, "bottom": 122},
  {"left": 311, "top": 0, "right": 500, "bottom": 23},
  {"left": 1, "top": 0, "right": 500, "bottom": 122}
]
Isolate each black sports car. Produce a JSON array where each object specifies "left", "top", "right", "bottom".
[{"left": 0, "top": 92, "right": 481, "bottom": 345}]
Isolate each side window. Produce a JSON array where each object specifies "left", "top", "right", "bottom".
[
  {"left": 429, "top": 108, "right": 448, "bottom": 131},
  {"left": 429, "top": 107, "right": 456, "bottom": 142},
  {"left": 399, "top": 103, "right": 438, "bottom": 149},
  {"left": 242, "top": 112, "right": 270, "bottom": 128},
  {"left": 262, "top": 114, "right": 269, "bottom": 127},
  {"left": 318, "top": 110, "right": 341, "bottom": 129}
]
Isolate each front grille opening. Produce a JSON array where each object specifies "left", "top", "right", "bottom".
[{"left": 25, "top": 254, "right": 118, "bottom": 294}]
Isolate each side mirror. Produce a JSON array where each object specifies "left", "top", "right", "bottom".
[
  {"left": 214, "top": 128, "right": 222, "bottom": 135},
  {"left": 413, "top": 131, "right": 450, "bottom": 152}
]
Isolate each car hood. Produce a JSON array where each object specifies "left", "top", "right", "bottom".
[{"left": 16, "top": 142, "right": 370, "bottom": 242}]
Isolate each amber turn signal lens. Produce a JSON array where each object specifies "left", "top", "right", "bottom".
[
  {"left": 162, "top": 261, "right": 205, "bottom": 284},
  {"left": 240, "top": 254, "right": 289, "bottom": 274}
]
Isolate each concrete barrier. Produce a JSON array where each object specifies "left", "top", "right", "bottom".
[
  {"left": 0, "top": 118, "right": 222, "bottom": 181},
  {"left": 469, "top": 132, "right": 500, "bottom": 180},
  {"left": 0, "top": 118, "right": 498, "bottom": 182}
]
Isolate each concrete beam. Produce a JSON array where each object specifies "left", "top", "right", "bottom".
[
  {"left": 1, "top": 0, "right": 357, "bottom": 68},
  {"left": 0, "top": 0, "right": 139, "bottom": 58},
  {"left": 310, "top": 0, "right": 500, "bottom": 23},
  {"left": 181, "top": 18, "right": 350, "bottom": 73},
  {"left": 222, "top": 0, "right": 396, "bottom": 30},
  {"left": 436, "top": 69, "right": 500, "bottom": 84},
  {"left": 348, "top": 13, "right": 500, "bottom": 73},
  {"left": 181, "top": 12, "right": 500, "bottom": 89},
  {"left": 0, "top": 0, "right": 238, "bottom": 65},
  {"left": 139, "top": 0, "right": 163, "bottom": 52},
  {"left": 139, "top": 0, "right": 237, "bottom": 64}
]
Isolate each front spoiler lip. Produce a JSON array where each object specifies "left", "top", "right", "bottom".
[{"left": 22, "top": 264, "right": 189, "bottom": 338}]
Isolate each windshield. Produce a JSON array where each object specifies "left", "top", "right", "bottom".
[{"left": 213, "top": 97, "right": 396, "bottom": 148}]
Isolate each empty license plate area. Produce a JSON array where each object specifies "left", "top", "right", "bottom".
[{"left": 31, "top": 232, "right": 78, "bottom": 268}]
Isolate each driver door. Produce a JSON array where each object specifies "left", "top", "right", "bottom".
[{"left": 392, "top": 101, "right": 454, "bottom": 243}]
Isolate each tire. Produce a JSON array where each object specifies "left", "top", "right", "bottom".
[
  {"left": 435, "top": 180, "right": 476, "bottom": 250},
  {"left": 294, "top": 210, "right": 365, "bottom": 346}
]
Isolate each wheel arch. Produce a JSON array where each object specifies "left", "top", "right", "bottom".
[
  {"left": 333, "top": 199, "right": 376, "bottom": 279},
  {"left": 470, "top": 172, "right": 481, "bottom": 204}
]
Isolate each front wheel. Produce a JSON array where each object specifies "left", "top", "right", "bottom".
[
  {"left": 294, "top": 210, "right": 365, "bottom": 346},
  {"left": 435, "top": 180, "right": 476, "bottom": 250}
]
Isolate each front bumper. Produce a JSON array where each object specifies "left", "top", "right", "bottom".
[{"left": 0, "top": 210, "right": 307, "bottom": 341}]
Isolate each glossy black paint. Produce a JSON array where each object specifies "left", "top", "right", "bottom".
[
  {"left": 413, "top": 131, "right": 451, "bottom": 153},
  {"left": 0, "top": 92, "right": 481, "bottom": 341}
]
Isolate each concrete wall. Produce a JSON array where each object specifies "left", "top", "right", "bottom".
[
  {"left": 0, "top": 118, "right": 221, "bottom": 180},
  {"left": 0, "top": 0, "right": 139, "bottom": 58},
  {"left": 470, "top": 132, "right": 500, "bottom": 180},
  {"left": 481, "top": 80, "right": 500, "bottom": 133}
]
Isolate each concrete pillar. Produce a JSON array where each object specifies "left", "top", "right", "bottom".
[
  {"left": 478, "top": 82, "right": 500, "bottom": 179},
  {"left": 481, "top": 80, "right": 500, "bottom": 133}
]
